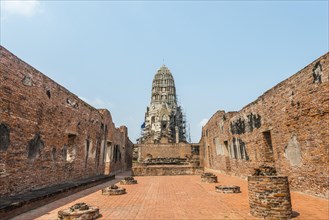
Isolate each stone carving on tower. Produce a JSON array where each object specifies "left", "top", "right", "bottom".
[{"left": 139, "top": 65, "right": 186, "bottom": 144}]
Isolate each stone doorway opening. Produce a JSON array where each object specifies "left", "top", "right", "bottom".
[
  {"left": 224, "top": 141, "right": 231, "bottom": 172},
  {"left": 263, "top": 131, "right": 274, "bottom": 163}
]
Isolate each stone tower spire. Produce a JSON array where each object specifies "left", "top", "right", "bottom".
[
  {"left": 140, "top": 65, "right": 186, "bottom": 144},
  {"left": 151, "top": 65, "right": 177, "bottom": 106}
]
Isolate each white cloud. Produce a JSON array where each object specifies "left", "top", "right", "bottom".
[
  {"left": 199, "top": 118, "right": 208, "bottom": 127},
  {"left": 79, "top": 97, "right": 113, "bottom": 109},
  {"left": 1, "top": 0, "right": 41, "bottom": 17}
]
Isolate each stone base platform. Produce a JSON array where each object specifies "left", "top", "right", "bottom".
[
  {"left": 120, "top": 177, "right": 138, "bottom": 185},
  {"left": 215, "top": 185, "right": 241, "bottom": 193},
  {"left": 132, "top": 165, "right": 203, "bottom": 176},
  {"left": 102, "top": 185, "right": 126, "bottom": 195},
  {"left": 0, "top": 174, "right": 115, "bottom": 220},
  {"left": 58, "top": 203, "right": 100, "bottom": 220}
]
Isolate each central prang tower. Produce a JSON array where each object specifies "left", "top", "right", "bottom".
[{"left": 140, "top": 65, "right": 186, "bottom": 144}]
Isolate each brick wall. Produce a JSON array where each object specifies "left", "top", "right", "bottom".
[
  {"left": 135, "top": 143, "right": 200, "bottom": 162},
  {"left": 132, "top": 165, "right": 203, "bottom": 176},
  {"left": 0, "top": 46, "right": 132, "bottom": 196},
  {"left": 200, "top": 52, "right": 329, "bottom": 198}
]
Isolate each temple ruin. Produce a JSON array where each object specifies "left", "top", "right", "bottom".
[{"left": 0, "top": 45, "right": 328, "bottom": 219}]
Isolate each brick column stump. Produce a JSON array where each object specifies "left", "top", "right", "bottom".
[
  {"left": 248, "top": 176, "right": 292, "bottom": 219},
  {"left": 201, "top": 173, "right": 218, "bottom": 183}
]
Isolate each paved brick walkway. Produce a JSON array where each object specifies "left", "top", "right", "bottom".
[{"left": 12, "top": 171, "right": 329, "bottom": 219}]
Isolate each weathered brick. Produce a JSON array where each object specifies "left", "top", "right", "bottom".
[
  {"left": 200, "top": 52, "right": 329, "bottom": 198},
  {"left": 0, "top": 46, "right": 133, "bottom": 197}
]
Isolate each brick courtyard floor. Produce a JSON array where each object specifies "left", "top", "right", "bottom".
[{"left": 12, "top": 171, "right": 329, "bottom": 220}]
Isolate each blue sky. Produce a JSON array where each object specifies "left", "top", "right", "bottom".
[{"left": 1, "top": 1, "right": 328, "bottom": 143}]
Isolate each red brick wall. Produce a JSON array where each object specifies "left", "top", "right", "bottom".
[
  {"left": 135, "top": 143, "right": 200, "bottom": 162},
  {"left": 0, "top": 46, "right": 132, "bottom": 196},
  {"left": 132, "top": 166, "right": 204, "bottom": 176},
  {"left": 200, "top": 53, "right": 329, "bottom": 198}
]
